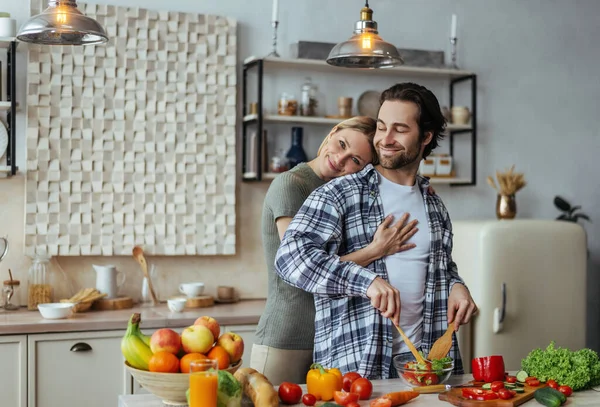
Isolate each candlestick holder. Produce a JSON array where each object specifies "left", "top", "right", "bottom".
[
  {"left": 268, "top": 20, "right": 280, "bottom": 57},
  {"left": 450, "top": 37, "right": 458, "bottom": 69}
]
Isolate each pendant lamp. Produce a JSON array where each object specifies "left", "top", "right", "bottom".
[
  {"left": 17, "top": 0, "right": 108, "bottom": 45},
  {"left": 327, "top": 1, "right": 403, "bottom": 69}
]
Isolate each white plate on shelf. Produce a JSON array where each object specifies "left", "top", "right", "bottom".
[
  {"left": 0, "top": 121, "right": 7, "bottom": 160},
  {"left": 357, "top": 90, "right": 381, "bottom": 119}
]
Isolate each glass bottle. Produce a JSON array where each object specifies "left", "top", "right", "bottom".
[
  {"left": 27, "top": 254, "right": 54, "bottom": 310},
  {"left": 300, "top": 77, "right": 318, "bottom": 116},
  {"left": 286, "top": 127, "right": 308, "bottom": 169},
  {"left": 3, "top": 279, "right": 20, "bottom": 310}
]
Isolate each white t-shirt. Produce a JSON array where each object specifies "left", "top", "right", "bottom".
[{"left": 378, "top": 173, "right": 430, "bottom": 354}]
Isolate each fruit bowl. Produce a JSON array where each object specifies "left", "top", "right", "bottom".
[
  {"left": 393, "top": 357, "right": 454, "bottom": 387},
  {"left": 125, "top": 359, "right": 242, "bottom": 406}
]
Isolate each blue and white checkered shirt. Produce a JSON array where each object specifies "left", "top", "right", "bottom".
[{"left": 275, "top": 164, "right": 466, "bottom": 379}]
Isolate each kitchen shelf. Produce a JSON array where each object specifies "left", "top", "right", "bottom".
[
  {"left": 242, "top": 57, "right": 477, "bottom": 186},
  {"left": 0, "top": 101, "right": 19, "bottom": 111},
  {"left": 0, "top": 39, "right": 18, "bottom": 177},
  {"left": 0, "top": 37, "right": 17, "bottom": 49}
]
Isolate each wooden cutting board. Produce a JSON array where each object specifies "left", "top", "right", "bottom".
[
  {"left": 92, "top": 297, "right": 134, "bottom": 311},
  {"left": 185, "top": 295, "right": 214, "bottom": 308},
  {"left": 438, "top": 384, "right": 543, "bottom": 407}
]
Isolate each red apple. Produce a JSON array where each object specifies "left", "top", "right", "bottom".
[
  {"left": 217, "top": 332, "right": 244, "bottom": 363},
  {"left": 194, "top": 316, "right": 220, "bottom": 342},
  {"left": 150, "top": 328, "right": 181, "bottom": 355},
  {"left": 181, "top": 325, "right": 214, "bottom": 354}
]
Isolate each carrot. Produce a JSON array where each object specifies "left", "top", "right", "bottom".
[{"left": 383, "top": 391, "right": 420, "bottom": 406}]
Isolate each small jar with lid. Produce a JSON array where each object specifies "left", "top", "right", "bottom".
[
  {"left": 300, "top": 77, "right": 318, "bottom": 116},
  {"left": 3, "top": 279, "right": 20, "bottom": 310},
  {"left": 278, "top": 93, "right": 298, "bottom": 116}
]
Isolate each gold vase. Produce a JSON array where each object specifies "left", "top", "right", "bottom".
[{"left": 496, "top": 194, "right": 517, "bottom": 219}]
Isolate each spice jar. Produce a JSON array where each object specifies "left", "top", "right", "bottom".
[
  {"left": 270, "top": 149, "right": 289, "bottom": 173},
  {"left": 278, "top": 93, "right": 298, "bottom": 116},
  {"left": 300, "top": 77, "right": 318, "bottom": 116},
  {"left": 3, "top": 279, "right": 20, "bottom": 310},
  {"left": 27, "top": 254, "right": 54, "bottom": 310}
]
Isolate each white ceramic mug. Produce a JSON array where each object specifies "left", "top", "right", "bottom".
[
  {"left": 93, "top": 264, "right": 126, "bottom": 299},
  {"left": 179, "top": 282, "right": 205, "bottom": 298},
  {"left": 167, "top": 298, "right": 186, "bottom": 313}
]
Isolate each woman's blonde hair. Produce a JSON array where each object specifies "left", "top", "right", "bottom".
[{"left": 317, "top": 116, "right": 378, "bottom": 164}]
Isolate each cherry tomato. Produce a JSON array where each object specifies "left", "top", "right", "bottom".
[
  {"left": 558, "top": 385, "right": 573, "bottom": 397},
  {"left": 490, "top": 381, "right": 505, "bottom": 392},
  {"left": 302, "top": 394, "right": 317, "bottom": 406},
  {"left": 350, "top": 378, "right": 373, "bottom": 400},
  {"left": 525, "top": 376, "right": 538, "bottom": 382},
  {"left": 333, "top": 391, "right": 360, "bottom": 406},
  {"left": 506, "top": 375, "right": 517, "bottom": 383},
  {"left": 347, "top": 403, "right": 360, "bottom": 407},
  {"left": 278, "top": 382, "right": 302, "bottom": 405},
  {"left": 423, "top": 373, "right": 439, "bottom": 385},
  {"left": 526, "top": 378, "right": 540, "bottom": 387},
  {"left": 342, "top": 372, "right": 362, "bottom": 392},
  {"left": 369, "top": 396, "right": 392, "bottom": 407},
  {"left": 546, "top": 379, "right": 558, "bottom": 389},
  {"left": 498, "top": 388, "right": 514, "bottom": 400}
]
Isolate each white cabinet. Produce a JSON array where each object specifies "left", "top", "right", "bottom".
[
  {"left": 28, "top": 330, "right": 131, "bottom": 407},
  {"left": 0, "top": 335, "right": 27, "bottom": 407}
]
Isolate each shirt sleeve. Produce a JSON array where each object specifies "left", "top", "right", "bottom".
[
  {"left": 274, "top": 186, "right": 377, "bottom": 297},
  {"left": 267, "top": 172, "right": 311, "bottom": 220}
]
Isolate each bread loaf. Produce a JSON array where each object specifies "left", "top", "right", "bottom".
[{"left": 233, "top": 367, "right": 279, "bottom": 407}]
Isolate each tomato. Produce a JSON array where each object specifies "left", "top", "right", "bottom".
[
  {"left": 506, "top": 375, "right": 517, "bottom": 383},
  {"left": 278, "top": 382, "right": 302, "bottom": 405},
  {"left": 333, "top": 391, "right": 360, "bottom": 406},
  {"left": 461, "top": 388, "right": 499, "bottom": 401},
  {"left": 369, "top": 396, "right": 392, "bottom": 407},
  {"left": 498, "top": 388, "right": 514, "bottom": 400},
  {"left": 347, "top": 403, "right": 360, "bottom": 407},
  {"left": 526, "top": 378, "right": 540, "bottom": 387},
  {"left": 423, "top": 373, "right": 439, "bottom": 385},
  {"left": 401, "top": 372, "right": 419, "bottom": 385},
  {"left": 558, "top": 385, "right": 573, "bottom": 397},
  {"left": 350, "top": 378, "right": 373, "bottom": 400},
  {"left": 525, "top": 376, "right": 538, "bottom": 382},
  {"left": 490, "top": 381, "right": 505, "bottom": 392},
  {"left": 342, "top": 372, "right": 362, "bottom": 392},
  {"left": 546, "top": 379, "right": 558, "bottom": 389},
  {"left": 475, "top": 392, "right": 499, "bottom": 401},
  {"left": 302, "top": 394, "right": 317, "bottom": 406}
]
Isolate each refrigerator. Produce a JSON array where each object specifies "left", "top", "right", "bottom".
[{"left": 452, "top": 219, "right": 587, "bottom": 372}]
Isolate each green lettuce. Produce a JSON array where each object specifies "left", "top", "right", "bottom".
[{"left": 521, "top": 341, "right": 600, "bottom": 391}]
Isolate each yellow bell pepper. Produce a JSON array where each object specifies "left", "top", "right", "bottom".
[{"left": 306, "top": 363, "right": 343, "bottom": 401}]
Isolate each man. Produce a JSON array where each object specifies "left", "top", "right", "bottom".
[{"left": 274, "top": 82, "right": 477, "bottom": 379}]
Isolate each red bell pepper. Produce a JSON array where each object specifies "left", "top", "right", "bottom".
[{"left": 471, "top": 355, "right": 506, "bottom": 383}]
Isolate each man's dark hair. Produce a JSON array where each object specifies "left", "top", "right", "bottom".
[{"left": 379, "top": 82, "right": 447, "bottom": 159}]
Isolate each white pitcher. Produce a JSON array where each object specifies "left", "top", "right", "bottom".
[{"left": 93, "top": 264, "right": 126, "bottom": 299}]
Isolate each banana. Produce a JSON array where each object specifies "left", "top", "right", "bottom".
[{"left": 121, "top": 313, "right": 153, "bottom": 371}]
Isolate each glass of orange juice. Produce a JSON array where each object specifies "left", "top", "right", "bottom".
[{"left": 189, "top": 359, "right": 219, "bottom": 407}]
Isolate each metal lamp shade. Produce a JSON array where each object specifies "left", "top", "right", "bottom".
[
  {"left": 17, "top": 1, "right": 108, "bottom": 45},
  {"left": 327, "top": 32, "right": 403, "bottom": 69}
]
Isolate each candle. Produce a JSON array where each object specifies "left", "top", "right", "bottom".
[
  {"left": 272, "top": 0, "right": 279, "bottom": 23},
  {"left": 451, "top": 14, "right": 457, "bottom": 38}
]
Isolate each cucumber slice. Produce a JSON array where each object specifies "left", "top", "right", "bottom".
[
  {"left": 504, "top": 383, "right": 517, "bottom": 389},
  {"left": 516, "top": 370, "right": 529, "bottom": 383},
  {"left": 514, "top": 382, "right": 525, "bottom": 387},
  {"left": 482, "top": 383, "right": 491, "bottom": 389},
  {"left": 514, "top": 388, "right": 525, "bottom": 393}
]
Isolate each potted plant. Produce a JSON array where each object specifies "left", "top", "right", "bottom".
[{"left": 553, "top": 196, "right": 591, "bottom": 223}]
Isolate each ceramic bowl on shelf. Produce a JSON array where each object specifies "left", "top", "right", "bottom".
[
  {"left": 38, "top": 302, "right": 74, "bottom": 319},
  {"left": 393, "top": 357, "right": 454, "bottom": 387},
  {"left": 125, "top": 359, "right": 242, "bottom": 405}
]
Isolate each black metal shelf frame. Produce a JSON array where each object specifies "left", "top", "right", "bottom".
[
  {"left": 242, "top": 58, "right": 477, "bottom": 186},
  {"left": 4, "top": 40, "right": 18, "bottom": 176}
]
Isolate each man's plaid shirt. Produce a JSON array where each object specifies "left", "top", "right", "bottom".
[{"left": 275, "top": 164, "right": 466, "bottom": 379}]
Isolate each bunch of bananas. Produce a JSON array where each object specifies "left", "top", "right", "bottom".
[{"left": 121, "top": 313, "right": 153, "bottom": 370}]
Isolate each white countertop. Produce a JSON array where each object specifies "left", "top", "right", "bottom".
[{"left": 118, "top": 375, "right": 600, "bottom": 407}]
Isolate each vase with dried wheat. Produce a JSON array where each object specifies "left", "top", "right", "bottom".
[{"left": 487, "top": 165, "right": 526, "bottom": 219}]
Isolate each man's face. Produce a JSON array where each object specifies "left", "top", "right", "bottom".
[{"left": 374, "top": 100, "right": 431, "bottom": 169}]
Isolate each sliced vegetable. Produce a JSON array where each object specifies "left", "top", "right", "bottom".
[
  {"left": 558, "top": 385, "right": 573, "bottom": 397},
  {"left": 369, "top": 397, "right": 392, "bottom": 407},
  {"left": 383, "top": 391, "right": 420, "bottom": 406},
  {"left": 333, "top": 391, "right": 359, "bottom": 406},
  {"left": 490, "top": 381, "right": 505, "bottom": 392},
  {"left": 506, "top": 375, "right": 517, "bottom": 383},
  {"left": 547, "top": 379, "right": 559, "bottom": 389},
  {"left": 515, "top": 370, "right": 529, "bottom": 383}
]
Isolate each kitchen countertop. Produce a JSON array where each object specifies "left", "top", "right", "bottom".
[
  {"left": 118, "top": 374, "right": 600, "bottom": 407},
  {"left": 0, "top": 299, "right": 266, "bottom": 335}
]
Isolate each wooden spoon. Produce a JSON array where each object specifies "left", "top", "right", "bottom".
[
  {"left": 392, "top": 321, "right": 427, "bottom": 365},
  {"left": 427, "top": 322, "right": 455, "bottom": 361},
  {"left": 132, "top": 246, "right": 159, "bottom": 306}
]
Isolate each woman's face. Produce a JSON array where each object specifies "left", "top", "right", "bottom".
[{"left": 318, "top": 128, "right": 374, "bottom": 181}]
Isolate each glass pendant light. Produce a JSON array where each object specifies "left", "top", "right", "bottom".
[
  {"left": 327, "top": 1, "right": 403, "bottom": 69},
  {"left": 17, "top": 0, "right": 108, "bottom": 45}
]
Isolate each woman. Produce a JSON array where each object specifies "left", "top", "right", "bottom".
[{"left": 250, "top": 116, "right": 420, "bottom": 385}]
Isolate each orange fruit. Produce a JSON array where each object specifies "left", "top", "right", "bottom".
[
  {"left": 149, "top": 351, "right": 180, "bottom": 373},
  {"left": 180, "top": 352, "right": 208, "bottom": 373},
  {"left": 207, "top": 345, "right": 231, "bottom": 370}
]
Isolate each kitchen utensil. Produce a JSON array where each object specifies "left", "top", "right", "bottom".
[
  {"left": 428, "top": 322, "right": 455, "bottom": 360},
  {"left": 167, "top": 298, "right": 186, "bottom": 312},
  {"left": 3, "top": 269, "right": 20, "bottom": 310},
  {"left": 438, "top": 382, "right": 541, "bottom": 406},
  {"left": 140, "top": 263, "right": 158, "bottom": 306},
  {"left": 393, "top": 322, "right": 427, "bottom": 365},
  {"left": 37, "top": 302, "right": 74, "bottom": 319},
  {"left": 93, "top": 264, "right": 125, "bottom": 299},
  {"left": 92, "top": 296, "right": 134, "bottom": 310},
  {"left": 357, "top": 90, "right": 381, "bottom": 118},
  {"left": 132, "top": 246, "right": 158, "bottom": 306},
  {"left": 411, "top": 381, "right": 483, "bottom": 394}
]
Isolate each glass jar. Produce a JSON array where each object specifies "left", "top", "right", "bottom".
[
  {"left": 27, "top": 254, "right": 54, "bottom": 310},
  {"left": 300, "top": 77, "right": 318, "bottom": 116},
  {"left": 278, "top": 92, "right": 298, "bottom": 116},
  {"left": 3, "top": 279, "right": 20, "bottom": 310},
  {"left": 270, "top": 149, "right": 289, "bottom": 173}
]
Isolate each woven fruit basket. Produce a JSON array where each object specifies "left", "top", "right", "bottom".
[{"left": 60, "top": 288, "right": 106, "bottom": 313}]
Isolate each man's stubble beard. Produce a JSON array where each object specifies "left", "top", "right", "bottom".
[{"left": 376, "top": 139, "right": 423, "bottom": 170}]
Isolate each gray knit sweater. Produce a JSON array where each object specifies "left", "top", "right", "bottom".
[{"left": 255, "top": 163, "right": 325, "bottom": 349}]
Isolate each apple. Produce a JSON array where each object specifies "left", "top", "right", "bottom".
[
  {"left": 150, "top": 328, "right": 182, "bottom": 355},
  {"left": 194, "top": 316, "right": 220, "bottom": 341},
  {"left": 181, "top": 325, "right": 215, "bottom": 354},
  {"left": 217, "top": 332, "right": 244, "bottom": 363}
]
